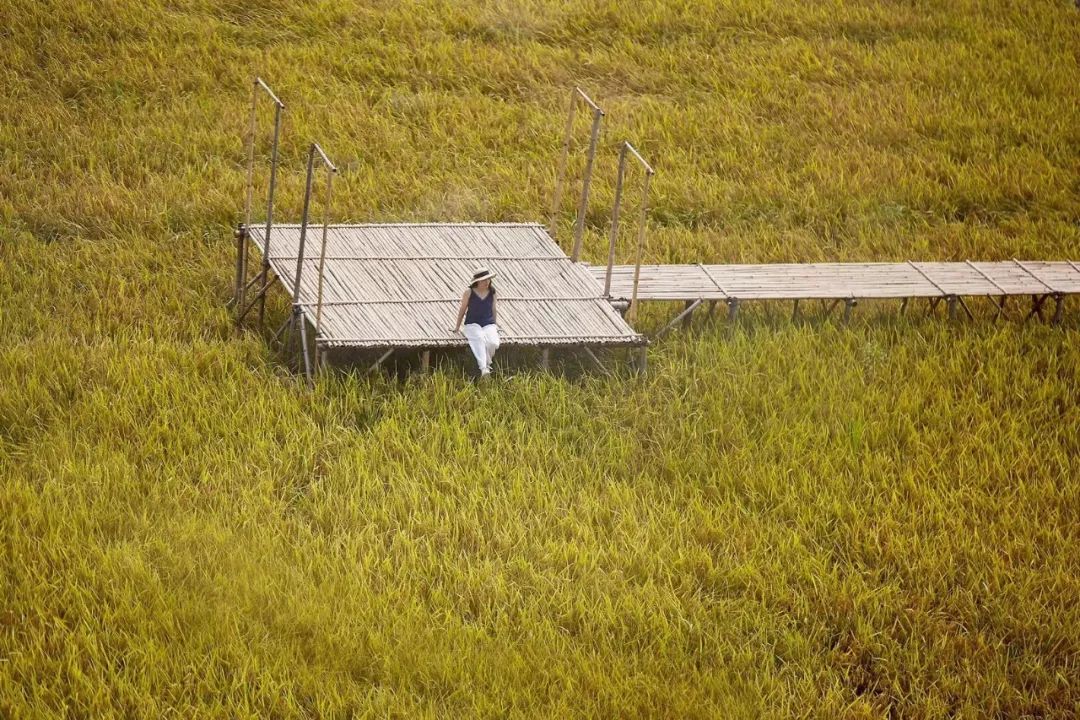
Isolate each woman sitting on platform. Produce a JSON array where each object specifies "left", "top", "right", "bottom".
[{"left": 453, "top": 268, "right": 500, "bottom": 378}]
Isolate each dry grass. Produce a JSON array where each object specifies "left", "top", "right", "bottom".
[{"left": 2, "top": 0, "right": 1079, "bottom": 717}]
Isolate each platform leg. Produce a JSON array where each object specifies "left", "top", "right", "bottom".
[
  {"left": 726, "top": 299, "right": 739, "bottom": 322},
  {"left": 842, "top": 298, "right": 856, "bottom": 324},
  {"left": 420, "top": 350, "right": 430, "bottom": 373},
  {"left": 633, "top": 346, "right": 648, "bottom": 374},
  {"left": 299, "top": 316, "right": 313, "bottom": 384},
  {"left": 540, "top": 348, "right": 550, "bottom": 371}
]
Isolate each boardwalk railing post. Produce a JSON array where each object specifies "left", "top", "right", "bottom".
[
  {"left": 286, "top": 143, "right": 338, "bottom": 385},
  {"left": 549, "top": 87, "right": 603, "bottom": 259},
  {"left": 257, "top": 99, "right": 284, "bottom": 328},
  {"left": 628, "top": 164, "right": 653, "bottom": 325},
  {"left": 236, "top": 77, "right": 285, "bottom": 326},
  {"left": 605, "top": 144, "right": 629, "bottom": 296},
  {"left": 571, "top": 106, "right": 602, "bottom": 262},
  {"left": 549, "top": 88, "right": 578, "bottom": 236},
  {"left": 312, "top": 151, "right": 337, "bottom": 375},
  {"left": 601, "top": 141, "right": 655, "bottom": 326}
]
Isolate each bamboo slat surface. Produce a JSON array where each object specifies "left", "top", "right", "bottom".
[
  {"left": 248, "top": 223, "right": 645, "bottom": 348},
  {"left": 591, "top": 262, "right": 1080, "bottom": 302}
]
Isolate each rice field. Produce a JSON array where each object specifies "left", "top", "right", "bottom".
[{"left": 2, "top": 0, "right": 1079, "bottom": 717}]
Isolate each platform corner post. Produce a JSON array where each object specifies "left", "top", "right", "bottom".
[
  {"left": 233, "top": 223, "right": 249, "bottom": 313},
  {"left": 257, "top": 100, "right": 284, "bottom": 328},
  {"left": 634, "top": 346, "right": 648, "bottom": 375}
]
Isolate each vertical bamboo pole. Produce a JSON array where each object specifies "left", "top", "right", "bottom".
[
  {"left": 257, "top": 102, "right": 283, "bottom": 328},
  {"left": 292, "top": 145, "right": 317, "bottom": 300},
  {"left": 236, "top": 79, "right": 259, "bottom": 310},
  {"left": 627, "top": 171, "right": 652, "bottom": 325},
  {"left": 570, "top": 107, "right": 602, "bottom": 262},
  {"left": 313, "top": 164, "right": 335, "bottom": 374},
  {"left": 605, "top": 144, "right": 629, "bottom": 297},
  {"left": 288, "top": 145, "right": 316, "bottom": 372},
  {"left": 549, "top": 88, "right": 578, "bottom": 238}
]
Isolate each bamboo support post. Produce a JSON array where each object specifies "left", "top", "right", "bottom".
[
  {"left": 540, "top": 348, "right": 550, "bottom": 370},
  {"left": 634, "top": 346, "right": 648, "bottom": 374},
  {"left": 549, "top": 87, "right": 603, "bottom": 258},
  {"left": 571, "top": 107, "right": 602, "bottom": 262},
  {"left": 604, "top": 144, "right": 629, "bottom": 296},
  {"left": 727, "top": 298, "right": 739, "bottom": 322},
  {"left": 256, "top": 101, "right": 284, "bottom": 328},
  {"left": 236, "top": 78, "right": 284, "bottom": 324},
  {"left": 285, "top": 143, "right": 337, "bottom": 379},
  {"left": 232, "top": 224, "right": 247, "bottom": 309},
  {"left": 843, "top": 298, "right": 856, "bottom": 324},
  {"left": 420, "top": 350, "right": 430, "bottom": 373},
  {"left": 299, "top": 314, "right": 313, "bottom": 384},
  {"left": 548, "top": 87, "right": 578, "bottom": 235},
  {"left": 312, "top": 151, "right": 337, "bottom": 374}
]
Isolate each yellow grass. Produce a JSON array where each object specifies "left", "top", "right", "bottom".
[{"left": 2, "top": 0, "right": 1078, "bottom": 717}]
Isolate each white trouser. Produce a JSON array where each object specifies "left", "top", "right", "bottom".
[{"left": 462, "top": 323, "right": 500, "bottom": 374}]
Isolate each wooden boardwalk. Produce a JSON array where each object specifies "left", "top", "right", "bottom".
[{"left": 591, "top": 261, "right": 1080, "bottom": 322}]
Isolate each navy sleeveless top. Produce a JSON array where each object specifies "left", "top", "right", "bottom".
[{"left": 464, "top": 288, "right": 495, "bottom": 326}]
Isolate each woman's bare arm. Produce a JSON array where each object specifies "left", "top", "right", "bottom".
[{"left": 453, "top": 289, "right": 470, "bottom": 331}]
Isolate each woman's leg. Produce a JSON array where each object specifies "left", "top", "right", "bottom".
[
  {"left": 462, "top": 323, "right": 489, "bottom": 374},
  {"left": 481, "top": 325, "right": 500, "bottom": 371}
]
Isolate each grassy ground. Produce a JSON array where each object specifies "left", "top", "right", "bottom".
[{"left": 2, "top": 0, "right": 1079, "bottom": 717}]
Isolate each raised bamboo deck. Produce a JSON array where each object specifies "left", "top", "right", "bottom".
[{"left": 247, "top": 222, "right": 645, "bottom": 350}]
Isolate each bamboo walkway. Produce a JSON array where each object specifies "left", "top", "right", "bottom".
[
  {"left": 591, "top": 261, "right": 1080, "bottom": 323},
  {"left": 232, "top": 79, "right": 1078, "bottom": 380}
]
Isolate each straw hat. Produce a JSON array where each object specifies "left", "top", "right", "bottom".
[{"left": 470, "top": 267, "right": 496, "bottom": 285}]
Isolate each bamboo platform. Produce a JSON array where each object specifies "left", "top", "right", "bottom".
[
  {"left": 591, "top": 261, "right": 1080, "bottom": 322},
  {"left": 247, "top": 222, "right": 645, "bottom": 350}
]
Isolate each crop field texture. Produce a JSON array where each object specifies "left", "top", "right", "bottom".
[{"left": 2, "top": 0, "right": 1079, "bottom": 717}]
